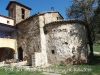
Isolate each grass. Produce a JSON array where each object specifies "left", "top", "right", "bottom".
[
  {"left": 61, "top": 65, "right": 100, "bottom": 75},
  {"left": 0, "top": 66, "right": 45, "bottom": 75},
  {"left": 0, "top": 54, "right": 100, "bottom": 75},
  {"left": 0, "top": 44, "right": 100, "bottom": 75},
  {"left": 0, "top": 64, "right": 100, "bottom": 75},
  {"left": 39, "top": 54, "right": 100, "bottom": 75},
  {"left": 62, "top": 54, "right": 100, "bottom": 75},
  {"left": 88, "top": 43, "right": 100, "bottom": 52},
  {"left": 93, "top": 43, "right": 100, "bottom": 52}
]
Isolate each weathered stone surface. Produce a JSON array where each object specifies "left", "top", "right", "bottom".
[
  {"left": 17, "top": 11, "right": 88, "bottom": 66},
  {"left": 2, "top": 1, "right": 89, "bottom": 67},
  {"left": 31, "top": 12, "right": 64, "bottom": 67},
  {"left": 8, "top": 3, "right": 30, "bottom": 24},
  {"left": 17, "top": 16, "right": 40, "bottom": 65},
  {"left": 44, "top": 22, "right": 88, "bottom": 64},
  {"left": 15, "top": 4, "right": 30, "bottom": 24}
]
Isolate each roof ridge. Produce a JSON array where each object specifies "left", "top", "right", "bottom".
[{"left": 6, "top": 1, "right": 32, "bottom": 10}]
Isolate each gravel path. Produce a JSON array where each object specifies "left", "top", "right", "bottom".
[
  {"left": 43, "top": 72, "right": 61, "bottom": 75},
  {"left": 94, "top": 52, "right": 100, "bottom": 54}
]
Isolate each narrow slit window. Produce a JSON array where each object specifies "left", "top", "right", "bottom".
[
  {"left": 57, "top": 17, "right": 59, "bottom": 20},
  {"left": 7, "top": 20, "right": 10, "bottom": 24},
  {"left": 51, "top": 50, "right": 55, "bottom": 54},
  {"left": 21, "top": 8, "right": 25, "bottom": 19}
]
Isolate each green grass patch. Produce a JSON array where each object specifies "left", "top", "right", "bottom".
[
  {"left": 43, "top": 54, "right": 100, "bottom": 75},
  {"left": 93, "top": 44, "right": 100, "bottom": 52},
  {"left": 0, "top": 54, "right": 100, "bottom": 75},
  {"left": 0, "top": 63, "right": 100, "bottom": 75},
  {"left": 0, "top": 66, "right": 44, "bottom": 75},
  {"left": 88, "top": 43, "right": 100, "bottom": 52},
  {"left": 47, "top": 64, "right": 100, "bottom": 75},
  {"left": 62, "top": 54, "right": 100, "bottom": 75}
]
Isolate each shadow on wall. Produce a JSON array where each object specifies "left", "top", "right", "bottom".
[
  {"left": 0, "top": 47, "right": 15, "bottom": 62},
  {"left": 18, "top": 47, "right": 23, "bottom": 61}
]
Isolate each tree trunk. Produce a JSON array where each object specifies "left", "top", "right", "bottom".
[{"left": 86, "top": 24, "right": 94, "bottom": 59}]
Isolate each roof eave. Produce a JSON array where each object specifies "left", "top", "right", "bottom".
[{"left": 6, "top": 1, "right": 32, "bottom": 10}]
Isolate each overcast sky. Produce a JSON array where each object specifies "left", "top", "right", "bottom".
[{"left": 0, "top": 0, "right": 72, "bottom": 19}]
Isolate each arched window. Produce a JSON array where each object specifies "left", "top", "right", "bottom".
[{"left": 18, "top": 47, "right": 23, "bottom": 61}]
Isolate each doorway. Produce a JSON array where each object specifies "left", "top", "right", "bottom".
[{"left": 18, "top": 47, "right": 23, "bottom": 61}]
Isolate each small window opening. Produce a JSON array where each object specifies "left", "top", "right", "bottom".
[
  {"left": 44, "top": 29, "right": 48, "bottom": 34},
  {"left": 38, "top": 46, "right": 39, "bottom": 49},
  {"left": 21, "top": 8, "right": 25, "bottom": 19},
  {"left": 21, "top": 36, "right": 23, "bottom": 39},
  {"left": 51, "top": 50, "right": 55, "bottom": 54},
  {"left": 7, "top": 20, "right": 10, "bottom": 24},
  {"left": 57, "top": 17, "right": 59, "bottom": 20},
  {"left": 65, "top": 42, "right": 68, "bottom": 45},
  {"left": 9, "top": 8, "right": 14, "bottom": 18}
]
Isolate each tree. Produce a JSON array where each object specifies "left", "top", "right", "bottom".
[
  {"left": 66, "top": 0, "right": 98, "bottom": 59},
  {"left": 94, "top": 0, "right": 100, "bottom": 43}
]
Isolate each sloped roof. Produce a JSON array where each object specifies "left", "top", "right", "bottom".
[
  {"left": 16, "top": 11, "right": 63, "bottom": 25},
  {"left": 0, "top": 14, "right": 13, "bottom": 19},
  {"left": 6, "top": 1, "right": 32, "bottom": 10},
  {"left": 0, "top": 23, "right": 16, "bottom": 32}
]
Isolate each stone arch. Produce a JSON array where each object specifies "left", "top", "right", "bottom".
[
  {"left": 18, "top": 47, "right": 23, "bottom": 61},
  {"left": 0, "top": 47, "right": 15, "bottom": 62}
]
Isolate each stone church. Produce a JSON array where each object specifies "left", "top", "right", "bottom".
[{"left": 0, "top": 1, "right": 88, "bottom": 66}]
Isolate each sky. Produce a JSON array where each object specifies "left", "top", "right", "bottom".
[{"left": 0, "top": 0, "right": 72, "bottom": 19}]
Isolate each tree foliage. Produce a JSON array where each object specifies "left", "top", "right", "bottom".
[{"left": 94, "top": 0, "right": 100, "bottom": 43}]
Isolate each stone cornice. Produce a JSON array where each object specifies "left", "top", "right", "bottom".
[{"left": 44, "top": 20, "right": 86, "bottom": 28}]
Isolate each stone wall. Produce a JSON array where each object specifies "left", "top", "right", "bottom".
[
  {"left": 15, "top": 4, "right": 30, "bottom": 24},
  {"left": 44, "top": 12, "right": 63, "bottom": 24},
  {"left": 8, "top": 3, "right": 30, "bottom": 25},
  {"left": 17, "top": 12, "right": 88, "bottom": 66},
  {"left": 8, "top": 3, "right": 16, "bottom": 19},
  {"left": 44, "top": 21, "right": 88, "bottom": 64},
  {"left": 32, "top": 12, "right": 63, "bottom": 67},
  {"left": 32, "top": 52, "right": 48, "bottom": 67},
  {"left": 17, "top": 12, "right": 63, "bottom": 66},
  {"left": 17, "top": 16, "right": 40, "bottom": 65}
]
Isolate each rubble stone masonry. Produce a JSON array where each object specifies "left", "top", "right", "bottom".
[
  {"left": 17, "top": 12, "right": 88, "bottom": 66},
  {"left": 44, "top": 21, "right": 88, "bottom": 65},
  {"left": 17, "top": 16, "right": 40, "bottom": 65}
]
